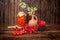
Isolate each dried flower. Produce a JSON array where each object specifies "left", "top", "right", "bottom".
[{"left": 19, "top": 0, "right": 37, "bottom": 15}]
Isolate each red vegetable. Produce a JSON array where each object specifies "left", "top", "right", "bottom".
[
  {"left": 16, "top": 32, "right": 20, "bottom": 35},
  {"left": 39, "top": 20, "right": 46, "bottom": 26},
  {"left": 24, "top": 26, "right": 37, "bottom": 33},
  {"left": 12, "top": 32, "right": 17, "bottom": 36}
]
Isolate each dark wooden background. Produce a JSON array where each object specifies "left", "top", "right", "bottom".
[{"left": 0, "top": 0, "right": 60, "bottom": 26}]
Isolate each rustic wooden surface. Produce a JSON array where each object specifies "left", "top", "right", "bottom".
[
  {"left": 0, "top": 31, "right": 60, "bottom": 40},
  {"left": 0, "top": 25, "right": 60, "bottom": 40}
]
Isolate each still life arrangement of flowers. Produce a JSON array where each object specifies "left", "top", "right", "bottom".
[{"left": 12, "top": 0, "right": 46, "bottom": 36}]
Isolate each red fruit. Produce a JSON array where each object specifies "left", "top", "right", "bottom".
[
  {"left": 12, "top": 32, "right": 17, "bottom": 36},
  {"left": 19, "top": 32, "right": 23, "bottom": 35},
  {"left": 24, "top": 31, "right": 27, "bottom": 33},
  {"left": 39, "top": 20, "right": 46, "bottom": 26},
  {"left": 30, "top": 31, "right": 32, "bottom": 34},
  {"left": 16, "top": 32, "right": 20, "bottom": 35}
]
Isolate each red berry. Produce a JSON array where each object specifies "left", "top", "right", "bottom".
[
  {"left": 16, "top": 32, "right": 20, "bottom": 35},
  {"left": 19, "top": 32, "right": 23, "bottom": 35},
  {"left": 12, "top": 32, "right": 17, "bottom": 36},
  {"left": 30, "top": 31, "right": 32, "bottom": 34},
  {"left": 39, "top": 20, "right": 46, "bottom": 26}
]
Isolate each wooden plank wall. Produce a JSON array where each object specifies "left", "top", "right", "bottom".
[
  {"left": 0, "top": 0, "right": 4, "bottom": 25},
  {"left": 0, "top": 0, "right": 60, "bottom": 26},
  {"left": 0, "top": 0, "right": 18, "bottom": 26},
  {"left": 7, "top": 0, "right": 18, "bottom": 25}
]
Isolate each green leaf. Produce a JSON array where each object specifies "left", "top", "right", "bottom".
[
  {"left": 19, "top": 3, "right": 22, "bottom": 6},
  {"left": 34, "top": 7, "right": 37, "bottom": 11},
  {"left": 27, "top": 7, "right": 31, "bottom": 11},
  {"left": 21, "top": 2, "right": 27, "bottom": 8},
  {"left": 19, "top": 0, "right": 37, "bottom": 15}
]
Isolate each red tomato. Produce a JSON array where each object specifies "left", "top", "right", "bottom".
[
  {"left": 39, "top": 20, "right": 46, "bottom": 26},
  {"left": 16, "top": 32, "right": 20, "bottom": 35},
  {"left": 19, "top": 32, "right": 23, "bottom": 35},
  {"left": 12, "top": 32, "right": 17, "bottom": 36}
]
